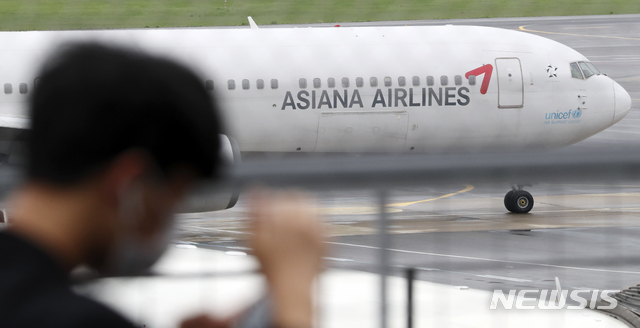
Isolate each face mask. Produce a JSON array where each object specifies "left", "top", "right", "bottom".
[{"left": 102, "top": 183, "right": 174, "bottom": 277}]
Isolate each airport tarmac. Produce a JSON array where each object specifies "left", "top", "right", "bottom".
[
  {"left": 176, "top": 183, "right": 640, "bottom": 295},
  {"left": 174, "top": 14, "right": 640, "bottom": 301}
]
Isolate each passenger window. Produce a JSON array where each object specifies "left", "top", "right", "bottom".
[
  {"left": 398, "top": 76, "right": 406, "bottom": 87},
  {"left": 242, "top": 79, "right": 250, "bottom": 90},
  {"left": 299, "top": 78, "right": 307, "bottom": 89},
  {"left": 328, "top": 78, "right": 335, "bottom": 88},
  {"left": 356, "top": 77, "right": 363, "bottom": 87},
  {"left": 440, "top": 76, "right": 448, "bottom": 86},
  {"left": 412, "top": 76, "right": 420, "bottom": 86},
  {"left": 19, "top": 83, "right": 28, "bottom": 94},
  {"left": 257, "top": 79, "right": 264, "bottom": 89},
  {"left": 271, "top": 79, "right": 278, "bottom": 89},
  {"left": 4, "top": 84, "right": 12, "bottom": 95},
  {"left": 313, "top": 78, "right": 321, "bottom": 88},
  {"left": 427, "top": 76, "right": 434, "bottom": 86},
  {"left": 454, "top": 75, "right": 462, "bottom": 86},
  {"left": 578, "top": 62, "right": 594, "bottom": 79},
  {"left": 370, "top": 77, "right": 378, "bottom": 87},
  {"left": 228, "top": 80, "right": 236, "bottom": 90},
  {"left": 384, "top": 77, "right": 392, "bottom": 87},
  {"left": 586, "top": 62, "right": 601, "bottom": 75},
  {"left": 468, "top": 75, "right": 476, "bottom": 85},
  {"left": 342, "top": 77, "right": 349, "bottom": 88},
  {"left": 205, "top": 80, "right": 214, "bottom": 91},
  {"left": 570, "top": 63, "right": 583, "bottom": 79}
]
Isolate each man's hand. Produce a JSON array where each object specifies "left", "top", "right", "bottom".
[{"left": 248, "top": 189, "right": 326, "bottom": 328}]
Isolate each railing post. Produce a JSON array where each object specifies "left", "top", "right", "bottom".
[
  {"left": 407, "top": 268, "right": 415, "bottom": 328},
  {"left": 377, "top": 189, "right": 389, "bottom": 328}
]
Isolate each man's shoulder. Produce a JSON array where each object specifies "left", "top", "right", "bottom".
[
  {"left": 0, "top": 231, "right": 67, "bottom": 304},
  {"left": 0, "top": 231, "right": 57, "bottom": 269},
  {"left": 13, "top": 287, "right": 135, "bottom": 328},
  {"left": 0, "top": 232, "right": 134, "bottom": 328}
]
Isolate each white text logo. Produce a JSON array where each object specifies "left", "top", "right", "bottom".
[{"left": 490, "top": 289, "right": 619, "bottom": 310}]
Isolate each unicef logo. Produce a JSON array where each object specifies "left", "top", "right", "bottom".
[
  {"left": 545, "top": 109, "right": 583, "bottom": 123},
  {"left": 572, "top": 109, "right": 582, "bottom": 119}
]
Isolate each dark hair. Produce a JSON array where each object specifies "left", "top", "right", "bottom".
[{"left": 27, "top": 43, "right": 222, "bottom": 184}]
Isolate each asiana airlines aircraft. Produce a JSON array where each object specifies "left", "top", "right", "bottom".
[{"left": 0, "top": 20, "right": 631, "bottom": 214}]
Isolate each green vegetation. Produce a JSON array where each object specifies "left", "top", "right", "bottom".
[{"left": 0, "top": 0, "right": 638, "bottom": 31}]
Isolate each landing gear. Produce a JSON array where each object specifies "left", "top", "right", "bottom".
[{"left": 504, "top": 186, "right": 534, "bottom": 214}]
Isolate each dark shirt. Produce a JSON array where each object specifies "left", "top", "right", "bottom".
[{"left": 0, "top": 231, "right": 134, "bottom": 328}]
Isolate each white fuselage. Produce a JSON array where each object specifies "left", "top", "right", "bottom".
[{"left": 0, "top": 25, "right": 631, "bottom": 154}]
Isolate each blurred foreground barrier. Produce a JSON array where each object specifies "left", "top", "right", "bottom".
[{"left": 225, "top": 148, "right": 640, "bottom": 190}]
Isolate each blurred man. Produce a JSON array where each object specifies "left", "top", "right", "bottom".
[{"left": 0, "top": 44, "right": 324, "bottom": 328}]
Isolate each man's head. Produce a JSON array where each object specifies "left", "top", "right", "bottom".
[
  {"left": 24, "top": 43, "right": 222, "bottom": 274},
  {"left": 29, "top": 43, "right": 221, "bottom": 183}
]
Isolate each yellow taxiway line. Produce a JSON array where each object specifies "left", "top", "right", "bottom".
[
  {"left": 388, "top": 184, "right": 474, "bottom": 207},
  {"left": 519, "top": 25, "right": 640, "bottom": 41}
]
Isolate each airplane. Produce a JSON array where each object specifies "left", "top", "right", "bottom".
[{"left": 0, "top": 20, "right": 631, "bottom": 215}]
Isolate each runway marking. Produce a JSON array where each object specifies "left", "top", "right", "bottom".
[
  {"left": 589, "top": 55, "right": 640, "bottom": 57},
  {"left": 545, "top": 183, "right": 640, "bottom": 188},
  {"left": 388, "top": 184, "right": 474, "bottom": 207},
  {"left": 327, "top": 241, "right": 640, "bottom": 275},
  {"left": 389, "top": 206, "right": 640, "bottom": 220},
  {"left": 519, "top": 25, "right": 640, "bottom": 41},
  {"left": 321, "top": 206, "right": 403, "bottom": 215},
  {"left": 563, "top": 26, "right": 611, "bottom": 30},
  {"left": 477, "top": 274, "right": 532, "bottom": 283},
  {"left": 182, "top": 225, "right": 249, "bottom": 235},
  {"left": 195, "top": 241, "right": 599, "bottom": 290},
  {"left": 324, "top": 257, "right": 354, "bottom": 262}
]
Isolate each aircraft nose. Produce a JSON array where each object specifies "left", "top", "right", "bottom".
[{"left": 613, "top": 81, "right": 632, "bottom": 124}]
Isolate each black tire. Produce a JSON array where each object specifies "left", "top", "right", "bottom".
[
  {"left": 510, "top": 190, "right": 534, "bottom": 214},
  {"left": 504, "top": 190, "right": 515, "bottom": 213}
]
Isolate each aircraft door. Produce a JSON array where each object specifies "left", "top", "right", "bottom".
[
  {"left": 315, "top": 111, "right": 409, "bottom": 152},
  {"left": 495, "top": 58, "right": 524, "bottom": 108}
]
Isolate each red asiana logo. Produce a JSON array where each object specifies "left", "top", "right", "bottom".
[{"left": 466, "top": 64, "right": 493, "bottom": 95}]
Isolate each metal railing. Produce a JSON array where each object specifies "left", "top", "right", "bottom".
[{"left": 226, "top": 148, "right": 640, "bottom": 190}]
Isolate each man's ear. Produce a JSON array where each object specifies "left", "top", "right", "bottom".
[{"left": 100, "top": 150, "right": 151, "bottom": 208}]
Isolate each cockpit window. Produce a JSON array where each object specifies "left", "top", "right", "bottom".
[
  {"left": 578, "top": 62, "right": 595, "bottom": 79},
  {"left": 570, "top": 63, "right": 583, "bottom": 79},
  {"left": 585, "top": 62, "right": 601, "bottom": 75}
]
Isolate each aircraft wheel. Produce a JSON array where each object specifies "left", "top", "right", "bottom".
[
  {"left": 510, "top": 190, "right": 534, "bottom": 214},
  {"left": 504, "top": 190, "right": 515, "bottom": 213}
]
